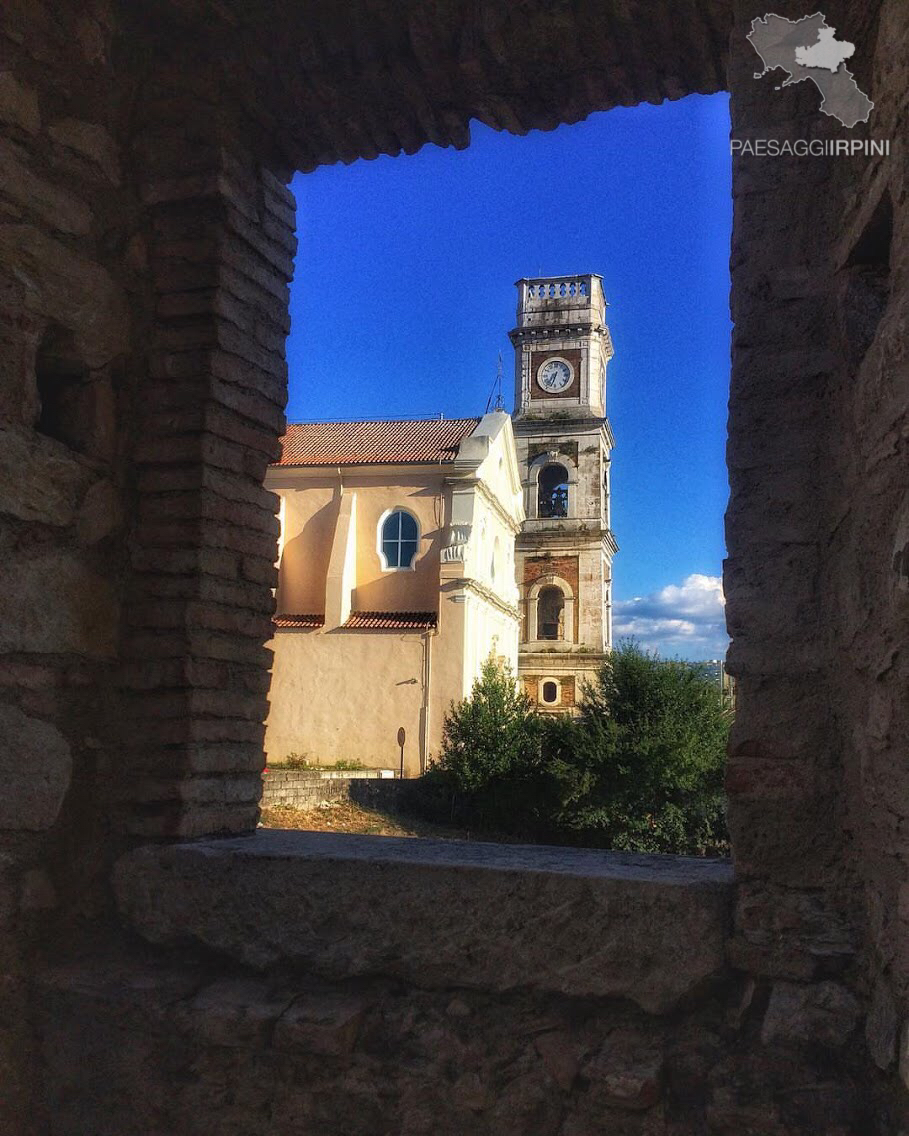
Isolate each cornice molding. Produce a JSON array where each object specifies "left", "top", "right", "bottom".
[{"left": 445, "top": 576, "right": 521, "bottom": 621}]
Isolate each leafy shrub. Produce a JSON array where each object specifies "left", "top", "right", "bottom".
[
  {"left": 280, "top": 751, "right": 312, "bottom": 770},
  {"left": 435, "top": 658, "right": 540, "bottom": 790},
  {"left": 430, "top": 659, "right": 552, "bottom": 833}
]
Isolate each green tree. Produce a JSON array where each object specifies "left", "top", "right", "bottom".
[
  {"left": 435, "top": 658, "right": 540, "bottom": 791},
  {"left": 411, "top": 643, "right": 729, "bottom": 855},
  {"left": 428, "top": 658, "right": 558, "bottom": 833},
  {"left": 565, "top": 641, "right": 729, "bottom": 854}
]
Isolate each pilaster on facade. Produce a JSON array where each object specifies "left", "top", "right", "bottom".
[{"left": 324, "top": 491, "right": 357, "bottom": 629}]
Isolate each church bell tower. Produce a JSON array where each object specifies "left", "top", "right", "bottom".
[{"left": 509, "top": 275, "right": 618, "bottom": 711}]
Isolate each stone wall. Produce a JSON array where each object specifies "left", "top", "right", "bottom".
[
  {"left": 0, "top": 3, "right": 297, "bottom": 1125},
  {"left": 1, "top": 3, "right": 129, "bottom": 1124},
  {"left": 35, "top": 952, "right": 870, "bottom": 1136},
  {"left": 261, "top": 770, "right": 396, "bottom": 810},
  {"left": 723, "top": 2, "right": 908, "bottom": 1115},
  {"left": 1, "top": 0, "right": 908, "bottom": 1131},
  {"left": 38, "top": 836, "right": 867, "bottom": 1135},
  {"left": 828, "top": 0, "right": 909, "bottom": 1080}
]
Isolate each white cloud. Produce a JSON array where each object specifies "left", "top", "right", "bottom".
[{"left": 613, "top": 574, "right": 728, "bottom": 660}]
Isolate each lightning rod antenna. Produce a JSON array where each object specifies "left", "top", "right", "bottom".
[{"left": 486, "top": 351, "right": 505, "bottom": 413}]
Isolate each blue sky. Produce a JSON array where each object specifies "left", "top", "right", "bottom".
[{"left": 286, "top": 94, "right": 732, "bottom": 659}]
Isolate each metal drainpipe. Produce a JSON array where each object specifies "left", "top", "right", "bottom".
[
  {"left": 423, "top": 455, "right": 446, "bottom": 772},
  {"left": 420, "top": 626, "right": 436, "bottom": 774}
]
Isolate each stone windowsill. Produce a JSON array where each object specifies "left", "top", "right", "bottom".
[{"left": 114, "top": 830, "right": 733, "bottom": 1015}]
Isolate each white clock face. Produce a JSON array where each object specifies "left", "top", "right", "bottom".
[{"left": 538, "top": 358, "right": 573, "bottom": 393}]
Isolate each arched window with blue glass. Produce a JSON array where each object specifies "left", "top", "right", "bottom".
[{"left": 379, "top": 509, "right": 419, "bottom": 570}]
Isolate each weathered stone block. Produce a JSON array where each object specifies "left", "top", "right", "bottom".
[
  {"left": 0, "top": 704, "right": 71, "bottom": 831},
  {"left": 0, "top": 223, "right": 129, "bottom": 367},
  {"left": 583, "top": 1030, "right": 664, "bottom": 1112},
  {"left": 173, "top": 978, "right": 295, "bottom": 1047},
  {"left": 866, "top": 976, "right": 898, "bottom": 1070},
  {"left": 0, "top": 71, "right": 39, "bottom": 134},
  {"left": 0, "top": 141, "right": 92, "bottom": 235},
  {"left": 75, "top": 479, "right": 122, "bottom": 546},
  {"left": 272, "top": 990, "right": 367, "bottom": 1056},
  {"left": 735, "top": 885, "right": 856, "bottom": 965},
  {"left": 533, "top": 1030, "right": 582, "bottom": 1093},
  {"left": 0, "top": 426, "right": 94, "bottom": 526},
  {"left": 48, "top": 118, "right": 120, "bottom": 184},
  {"left": 761, "top": 981, "right": 861, "bottom": 1049},
  {"left": 0, "top": 549, "right": 117, "bottom": 657},
  {"left": 114, "top": 831, "right": 733, "bottom": 1014}
]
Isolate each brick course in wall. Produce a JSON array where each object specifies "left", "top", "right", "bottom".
[
  {"left": 522, "top": 555, "right": 579, "bottom": 593},
  {"left": 117, "top": 90, "right": 295, "bottom": 839}
]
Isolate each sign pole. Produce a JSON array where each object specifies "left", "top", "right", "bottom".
[{"left": 397, "top": 726, "right": 406, "bottom": 779}]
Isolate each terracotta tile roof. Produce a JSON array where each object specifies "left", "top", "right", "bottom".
[
  {"left": 344, "top": 611, "right": 438, "bottom": 630},
  {"left": 273, "top": 418, "right": 480, "bottom": 467},
  {"left": 273, "top": 614, "right": 325, "bottom": 629}
]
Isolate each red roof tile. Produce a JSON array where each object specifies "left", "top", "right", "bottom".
[
  {"left": 344, "top": 611, "right": 438, "bottom": 630},
  {"left": 273, "top": 418, "right": 479, "bottom": 467},
  {"left": 273, "top": 614, "right": 325, "bottom": 629}
]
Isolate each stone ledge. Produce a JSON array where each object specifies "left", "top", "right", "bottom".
[
  {"left": 263, "top": 768, "right": 396, "bottom": 781},
  {"left": 114, "top": 830, "right": 733, "bottom": 1014}
]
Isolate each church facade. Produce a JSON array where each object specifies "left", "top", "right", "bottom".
[
  {"left": 511, "top": 275, "right": 617, "bottom": 711},
  {"left": 264, "top": 274, "right": 616, "bottom": 769}
]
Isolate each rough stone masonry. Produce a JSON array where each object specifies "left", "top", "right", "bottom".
[{"left": 0, "top": 0, "right": 907, "bottom": 1133}]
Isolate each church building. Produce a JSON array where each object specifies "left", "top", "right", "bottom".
[
  {"left": 264, "top": 411, "right": 524, "bottom": 774},
  {"left": 264, "top": 274, "right": 617, "bottom": 770}
]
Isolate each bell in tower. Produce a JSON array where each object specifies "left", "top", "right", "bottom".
[{"left": 509, "top": 275, "right": 618, "bottom": 713}]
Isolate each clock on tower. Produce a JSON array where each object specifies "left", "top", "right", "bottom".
[{"left": 537, "top": 357, "right": 574, "bottom": 393}]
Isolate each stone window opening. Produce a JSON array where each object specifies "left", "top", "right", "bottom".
[
  {"left": 378, "top": 508, "right": 419, "bottom": 570},
  {"left": 11, "top": 5, "right": 909, "bottom": 1125},
  {"left": 537, "top": 585, "right": 565, "bottom": 640},
  {"left": 34, "top": 323, "right": 94, "bottom": 455},
  {"left": 538, "top": 463, "right": 569, "bottom": 518}
]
